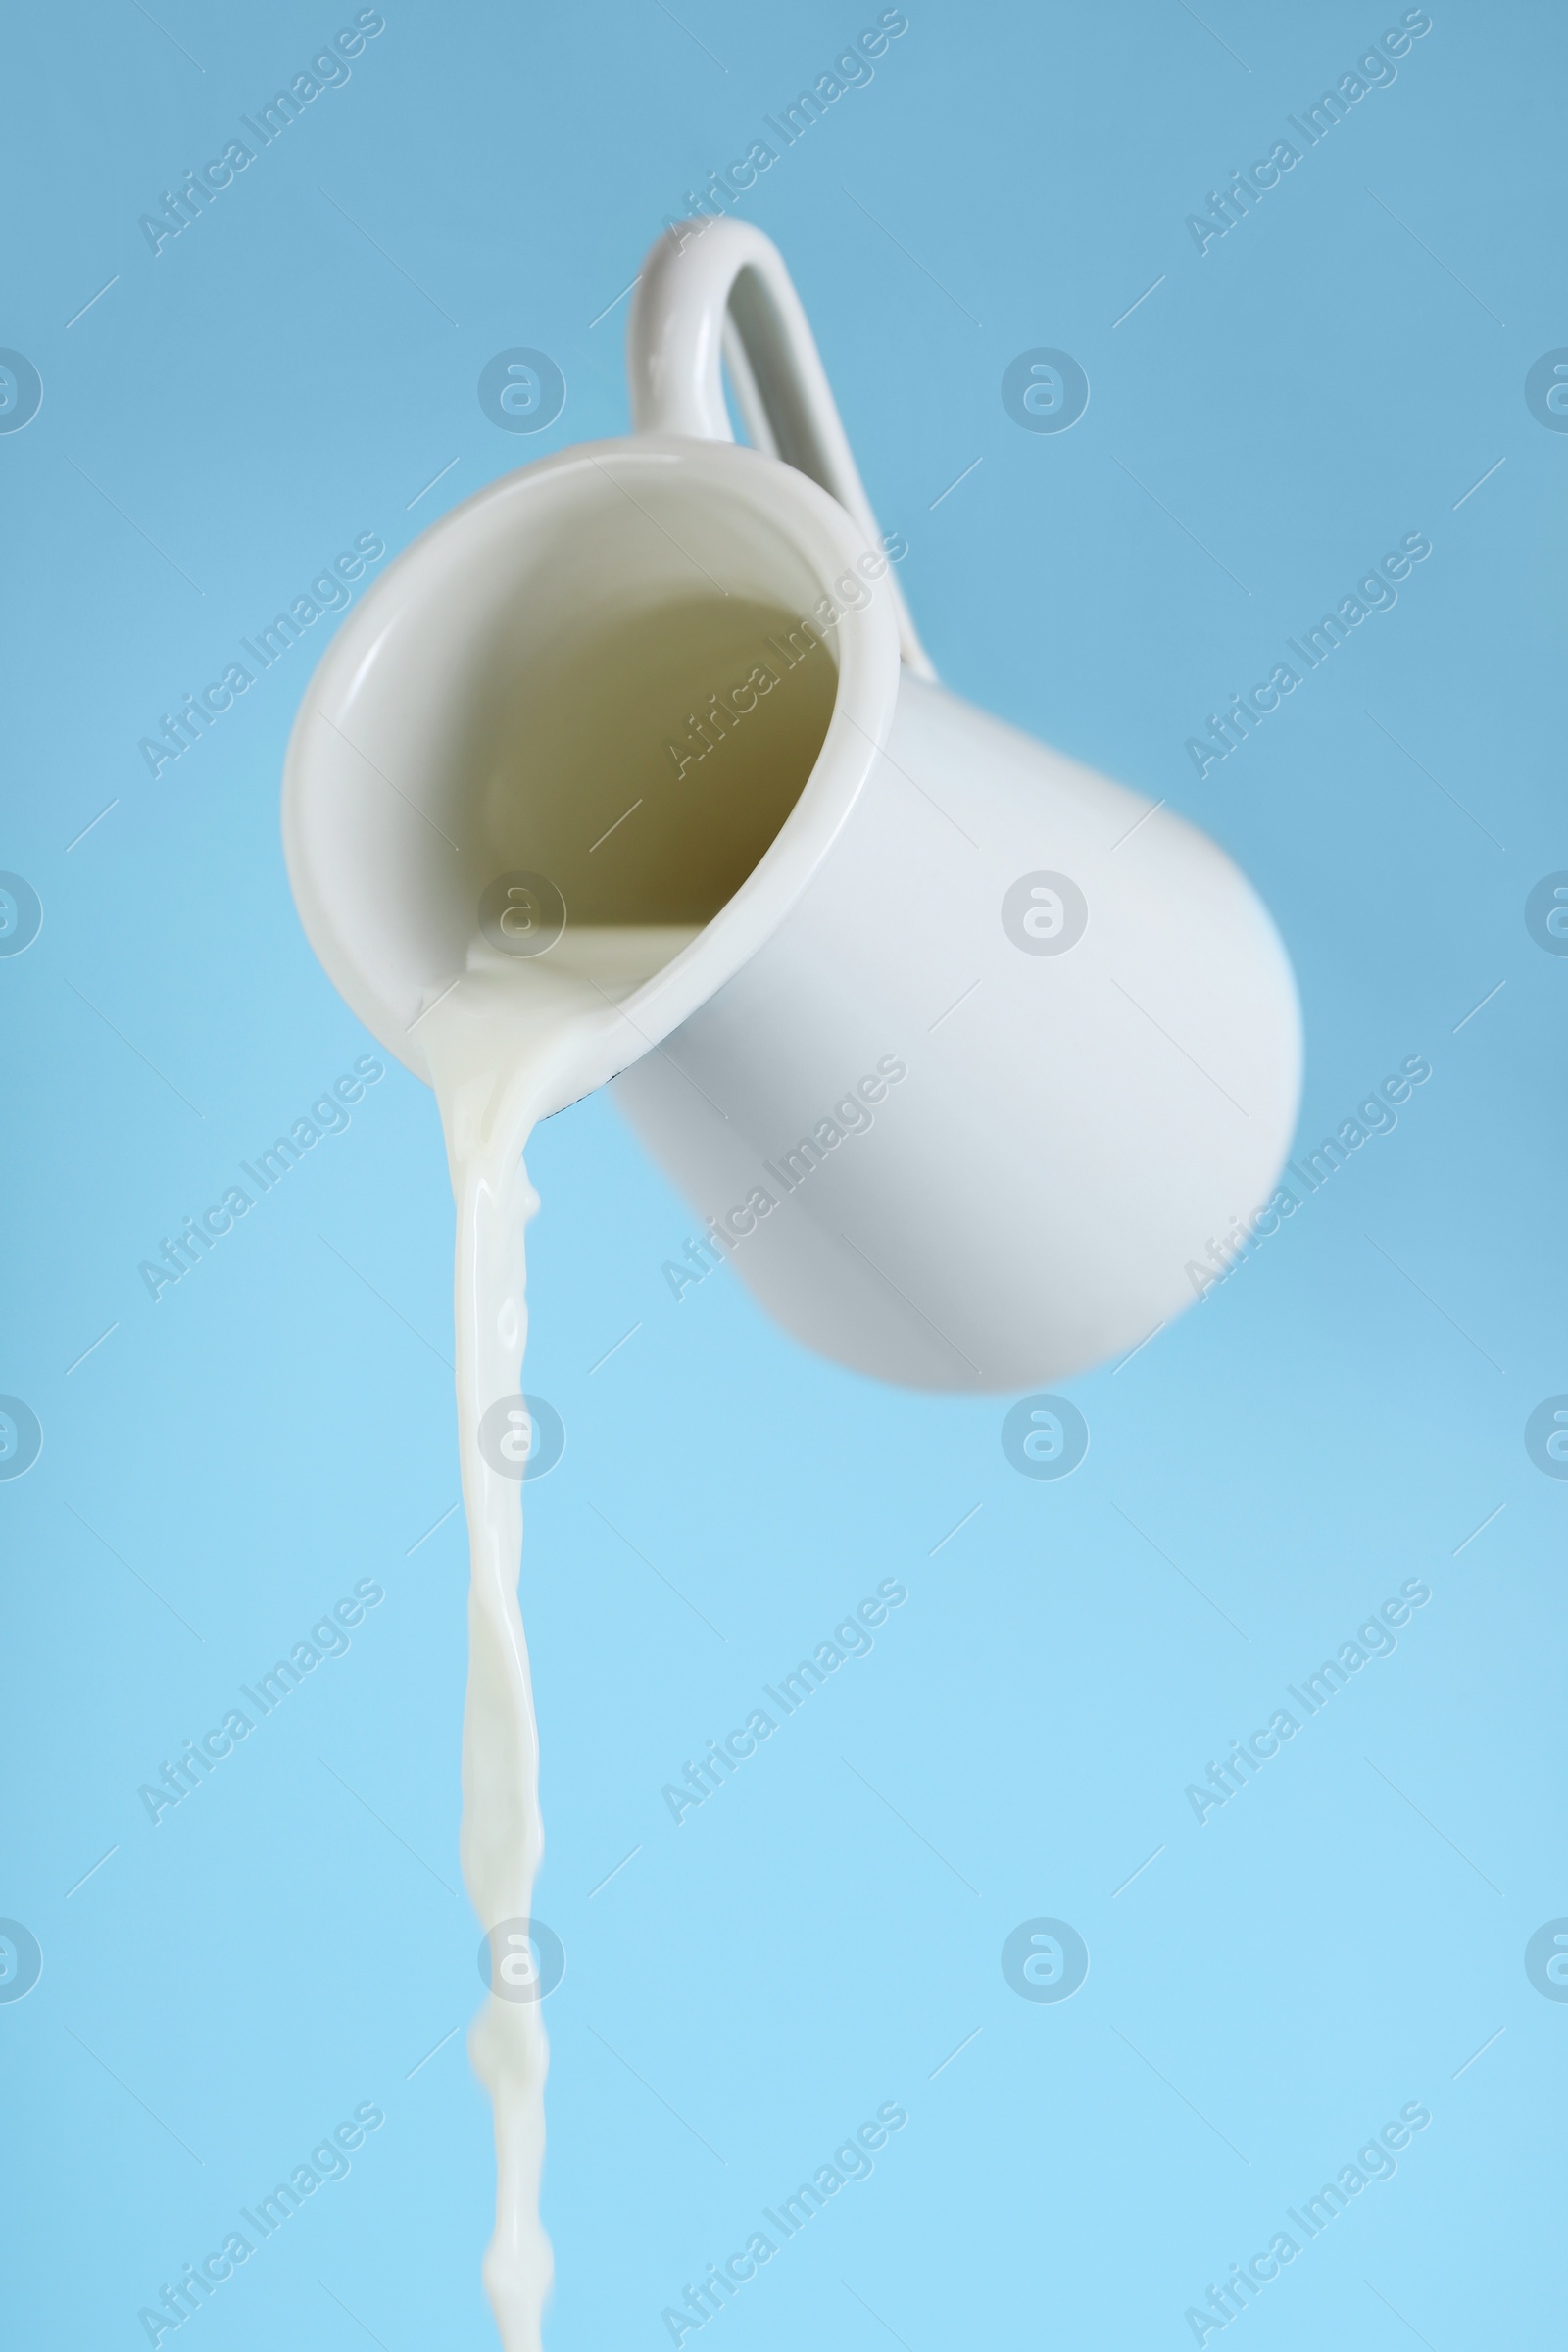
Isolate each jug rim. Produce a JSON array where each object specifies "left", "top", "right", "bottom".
[{"left": 281, "top": 431, "right": 905, "bottom": 1087}]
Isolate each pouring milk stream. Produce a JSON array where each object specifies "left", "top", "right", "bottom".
[{"left": 282, "top": 220, "right": 1302, "bottom": 2345}]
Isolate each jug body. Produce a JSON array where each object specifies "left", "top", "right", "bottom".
[{"left": 615, "top": 670, "right": 1300, "bottom": 1391}]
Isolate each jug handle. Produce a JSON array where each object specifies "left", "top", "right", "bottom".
[{"left": 627, "top": 218, "right": 936, "bottom": 681}]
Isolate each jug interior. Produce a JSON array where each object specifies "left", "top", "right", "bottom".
[
  {"left": 342, "top": 460, "right": 847, "bottom": 1033},
  {"left": 456, "top": 585, "right": 838, "bottom": 1014},
  {"left": 469, "top": 591, "right": 837, "bottom": 934}
]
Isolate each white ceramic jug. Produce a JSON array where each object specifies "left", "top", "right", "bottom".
[{"left": 282, "top": 220, "right": 1300, "bottom": 1393}]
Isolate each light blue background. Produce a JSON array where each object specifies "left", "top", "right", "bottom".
[{"left": 2, "top": 3, "right": 1563, "bottom": 2345}]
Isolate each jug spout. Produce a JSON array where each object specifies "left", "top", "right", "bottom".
[{"left": 281, "top": 429, "right": 905, "bottom": 1118}]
